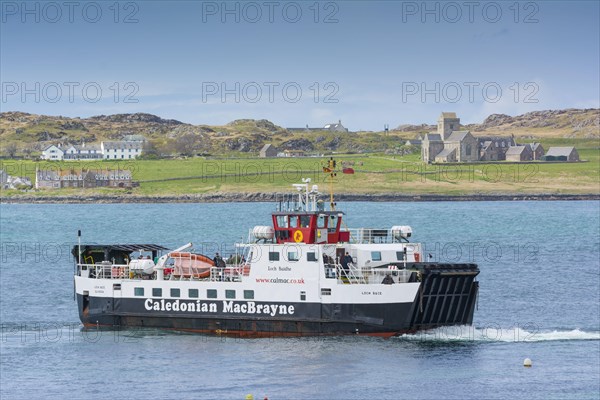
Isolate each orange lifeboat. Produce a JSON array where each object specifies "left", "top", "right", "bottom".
[{"left": 169, "top": 252, "right": 214, "bottom": 279}]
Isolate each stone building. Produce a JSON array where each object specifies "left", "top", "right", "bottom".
[
  {"left": 422, "top": 113, "right": 478, "bottom": 163},
  {"left": 421, "top": 133, "right": 444, "bottom": 162},
  {"left": 528, "top": 143, "right": 545, "bottom": 160},
  {"left": 505, "top": 145, "right": 533, "bottom": 162},
  {"left": 259, "top": 144, "right": 278, "bottom": 158},
  {"left": 478, "top": 136, "right": 516, "bottom": 161},
  {"left": 543, "top": 147, "right": 580, "bottom": 162},
  {"left": 35, "top": 168, "right": 134, "bottom": 189}
]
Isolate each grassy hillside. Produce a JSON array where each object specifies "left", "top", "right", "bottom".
[
  {"left": 1, "top": 109, "right": 598, "bottom": 158},
  {"left": 1, "top": 138, "right": 598, "bottom": 197}
]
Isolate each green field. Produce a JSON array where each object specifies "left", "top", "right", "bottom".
[{"left": 1, "top": 139, "right": 598, "bottom": 198}]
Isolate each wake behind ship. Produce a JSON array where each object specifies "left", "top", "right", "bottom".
[{"left": 73, "top": 167, "right": 479, "bottom": 337}]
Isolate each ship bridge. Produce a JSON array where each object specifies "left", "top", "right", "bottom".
[{"left": 269, "top": 178, "right": 349, "bottom": 245}]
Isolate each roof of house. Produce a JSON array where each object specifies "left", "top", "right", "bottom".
[
  {"left": 446, "top": 131, "right": 471, "bottom": 142},
  {"left": 405, "top": 139, "right": 422, "bottom": 145},
  {"left": 440, "top": 112, "right": 457, "bottom": 119},
  {"left": 435, "top": 148, "right": 456, "bottom": 159},
  {"left": 477, "top": 136, "right": 514, "bottom": 144},
  {"left": 505, "top": 146, "right": 528, "bottom": 156},
  {"left": 423, "top": 133, "right": 442, "bottom": 141},
  {"left": 528, "top": 143, "right": 543, "bottom": 151},
  {"left": 102, "top": 141, "right": 143, "bottom": 150},
  {"left": 43, "top": 144, "right": 63, "bottom": 152},
  {"left": 545, "top": 147, "right": 575, "bottom": 157},
  {"left": 260, "top": 144, "right": 275, "bottom": 152},
  {"left": 66, "top": 144, "right": 102, "bottom": 152}
]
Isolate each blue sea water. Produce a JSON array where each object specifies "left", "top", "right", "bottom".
[{"left": 0, "top": 201, "right": 599, "bottom": 400}]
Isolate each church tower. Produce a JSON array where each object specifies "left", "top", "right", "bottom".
[{"left": 437, "top": 112, "right": 460, "bottom": 140}]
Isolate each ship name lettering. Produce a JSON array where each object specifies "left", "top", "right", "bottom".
[
  {"left": 362, "top": 291, "right": 371, "bottom": 295},
  {"left": 144, "top": 298, "right": 217, "bottom": 313},
  {"left": 278, "top": 266, "right": 291, "bottom": 271},
  {"left": 222, "top": 301, "right": 295, "bottom": 316}
]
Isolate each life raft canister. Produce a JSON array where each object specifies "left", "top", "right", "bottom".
[{"left": 414, "top": 252, "right": 420, "bottom": 262}]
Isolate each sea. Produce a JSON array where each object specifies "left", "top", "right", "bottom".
[{"left": 0, "top": 201, "right": 599, "bottom": 400}]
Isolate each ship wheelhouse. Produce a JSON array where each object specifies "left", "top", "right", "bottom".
[{"left": 271, "top": 211, "right": 350, "bottom": 245}]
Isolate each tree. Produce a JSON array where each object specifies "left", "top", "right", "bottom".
[
  {"left": 172, "top": 134, "right": 209, "bottom": 157},
  {"left": 5, "top": 143, "right": 17, "bottom": 158}
]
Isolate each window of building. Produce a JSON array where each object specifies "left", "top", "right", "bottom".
[
  {"left": 170, "top": 288, "right": 180, "bottom": 298},
  {"left": 244, "top": 290, "right": 254, "bottom": 299},
  {"left": 269, "top": 252, "right": 280, "bottom": 261},
  {"left": 134, "top": 287, "right": 144, "bottom": 296},
  {"left": 371, "top": 251, "right": 382, "bottom": 261},
  {"left": 225, "top": 290, "right": 236, "bottom": 299},
  {"left": 152, "top": 288, "right": 162, "bottom": 297},
  {"left": 466, "top": 144, "right": 471, "bottom": 156},
  {"left": 188, "top": 289, "right": 199, "bottom": 298},
  {"left": 207, "top": 289, "right": 217, "bottom": 299},
  {"left": 307, "top": 252, "right": 318, "bottom": 262}
]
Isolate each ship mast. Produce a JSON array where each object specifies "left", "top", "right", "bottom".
[{"left": 323, "top": 157, "right": 337, "bottom": 210}]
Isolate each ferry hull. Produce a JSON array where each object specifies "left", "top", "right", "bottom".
[{"left": 76, "top": 272, "right": 479, "bottom": 337}]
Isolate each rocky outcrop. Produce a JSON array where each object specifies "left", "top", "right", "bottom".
[
  {"left": 89, "top": 113, "right": 183, "bottom": 125},
  {"left": 280, "top": 138, "right": 314, "bottom": 151}
]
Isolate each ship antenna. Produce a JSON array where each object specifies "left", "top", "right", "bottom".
[{"left": 323, "top": 157, "right": 337, "bottom": 210}]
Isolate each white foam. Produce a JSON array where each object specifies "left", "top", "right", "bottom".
[{"left": 397, "top": 325, "right": 600, "bottom": 343}]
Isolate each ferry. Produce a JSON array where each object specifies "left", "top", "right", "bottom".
[{"left": 73, "top": 162, "right": 479, "bottom": 337}]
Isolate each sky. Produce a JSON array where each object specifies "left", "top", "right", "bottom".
[{"left": 1, "top": 0, "right": 599, "bottom": 130}]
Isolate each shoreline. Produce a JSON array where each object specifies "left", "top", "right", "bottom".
[{"left": 2, "top": 192, "right": 599, "bottom": 204}]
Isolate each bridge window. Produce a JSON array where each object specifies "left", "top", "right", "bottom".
[
  {"left": 371, "top": 251, "right": 382, "bottom": 261},
  {"left": 276, "top": 215, "right": 288, "bottom": 228},
  {"left": 170, "top": 288, "right": 180, "bottom": 298},
  {"left": 396, "top": 251, "right": 406, "bottom": 261},
  {"left": 289, "top": 215, "right": 299, "bottom": 228},
  {"left": 188, "top": 289, "right": 199, "bottom": 298},
  {"left": 328, "top": 215, "right": 338, "bottom": 232},
  {"left": 317, "top": 215, "right": 327, "bottom": 228},
  {"left": 226, "top": 290, "right": 236, "bottom": 299},
  {"left": 207, "top": 289, "right": 217, "bottom": 299},
  {"left": 152, "top": 288, "right": 162, "bottom": 297},
  {"left": 269, "top": 252, "right": 280, "bottom": 261},
  {"left": 244, "top": 290, "right": 254, "bottom": 299},
  {"left": 300, "top": 215, "right": 311, "bottom": 228},
  {"left": 307, "top": 252, "right": 318, "bottom": 262},
  {"left": 134, "top": 287, "right": 144, "bottom": 296}
]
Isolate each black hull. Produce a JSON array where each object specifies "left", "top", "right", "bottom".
[{"left": 77, "top": 263, "right": 479, "bottom": 337}]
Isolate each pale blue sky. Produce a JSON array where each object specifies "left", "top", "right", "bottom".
[{"left": 1, "top": 0, "right": 598, "bottom": 130}]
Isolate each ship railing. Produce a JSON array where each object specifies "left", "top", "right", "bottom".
[
  {"left": 336, "top": 262, "right": 366, "bottom": 284},
  {"left": 346, "top": 228, "right": 409, "bottom": 244},
  {"left": 77, "top": 262, "right": 130, "bottom": 279},
  {"left": 361, "top": 268, "right": 413, "bottom": 285},
  {"left": 208, "top": 266, "right": 244, "bottom": 282}
]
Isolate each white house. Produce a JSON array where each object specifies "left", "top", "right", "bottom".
[
  {"left": 64, "top": 143, "right": 103, "bottom": 160},
  {"left": 101, "top": 141, "right": 143, "bottom": 160},
  {"left": 41, "top": 145, "right": 64, "bottom": 160}
]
